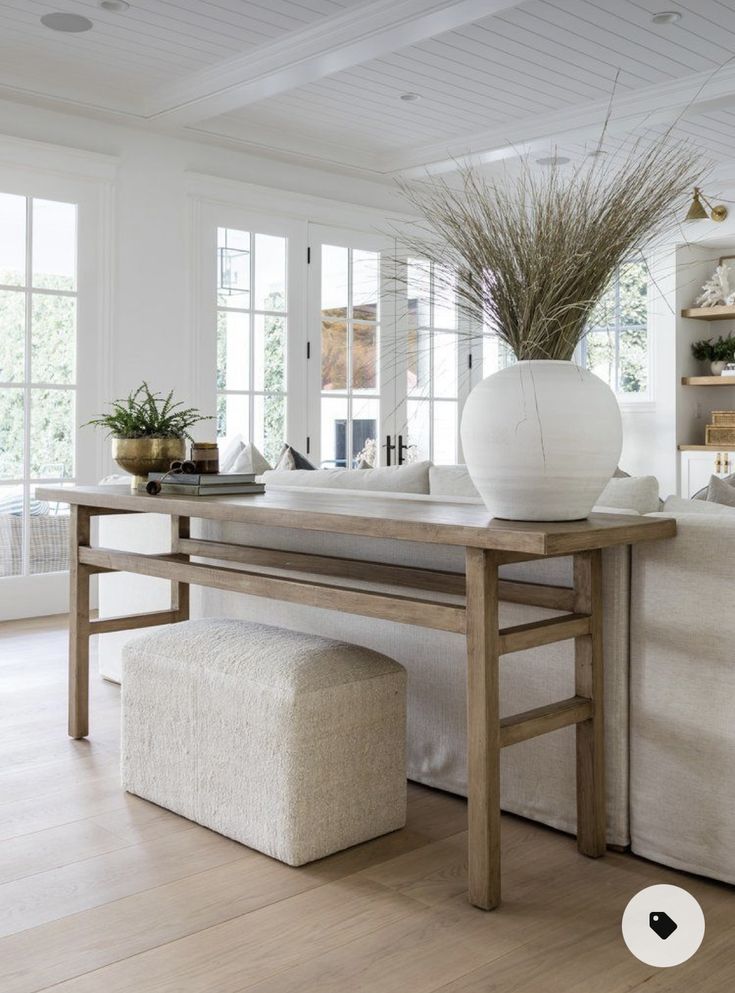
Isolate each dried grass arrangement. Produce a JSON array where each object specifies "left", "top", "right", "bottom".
[{"left": 397, "top": 141, "right": 703, "bottom": 360}]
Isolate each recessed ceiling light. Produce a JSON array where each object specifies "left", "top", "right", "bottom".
[
  {"left": 99, "top": 0, "right": 130, "bottom": 10},
  {"left": 651, "top": 11, "right": 682, "bottom": 24},
  {"left": 536, "top": 156, "right": 571, "bottom": 166},
  {"left": 40, "top": 12, "right": 93, "bottom": 32},
  {"left": 400, "top": 93, "right": 421, "bottom": 102}
]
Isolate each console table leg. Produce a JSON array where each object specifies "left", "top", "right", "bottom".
[
  {"left": 171, "top": 515, "right": 190, "bottom": 621},
  {"left": 465, "top": 547, "right": 502, "bottom": 910},
  {"left": 69, "top": 505, "right": 91, "bottom": 739},
  {"left": 573, "top": 548, "right": 606, "bottom": 857}
]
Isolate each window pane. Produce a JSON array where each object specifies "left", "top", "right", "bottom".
[
  {"left": 0, "top": 388, "right": 24, "bottom": 478},
  {"left": 320, "top": 395, "right": 348, "bottom": 467},
  {"left": 321, "top": 245, "right": 348, "bottom": 318},
  {"left": 30, "top": 482, "right": 70, "bottom": 575},
  {"left": 30, "top": 389, "right": 74, "bottom": 478},
  {"left": 587, "top": 285, "right": 616, "bottom": 329},
  {"left": 619, "top": 262, "right": 647, "bottom": 326},
  {"left": 253, "top": 393, "right": 286, "bottom": 468},
  {"left": 407, "top": 398, "right": 431, "bottom": 462},
  {"left": 0, "top": 483, "right": 24, "bottom": 576},
  {"left": 218, "top": 227, "right": 250, "bottom": 307},
  {"left": 321, "top": 319, "right": 347, "bottom": 390},
  {"left": 0, "top": 289, "right": 25, "bottom": 382},
  {"left": 217, "top": 310, "right": 249, "bottom": 392},
  {"left": 217, "top": 392, "right": 249, "bottom": 445},
  {"left": 482, "top": 333, "right": 515, "bottom": 378},
  {"left": 407, "top": 325, "right": 431, "bottom": 397},
  {"left": 585, "top": 329, "right": 615, "bottom": 389},
  {"left": 433, "top": 401, "right": 458, "bottom": 465},
  {"left": 351, "top": 322, "right": 377, "bottom": 391},
  {"left": 619, "top": 328, "right": 648, "bottom": 394},
  {"left": 352, "top": 249, "right": 379, "bottom": 321},
  {"left": 351, "top": 396, "right": 379, "bottom": 465},
  {"left": 254, "top": 234, "right": 286, "bottom": 312},
  {"left": 32, "top": 199, "right": 76, "bottom": 291},
  {"left": 32, "top": 293, "right": 76, "bottom": 385},
  {"left": 254, "top": 314, "right": 286, "bottom": 393},
  {"left": 434, "top": 266, "right": 457, "bottom": 330},
  {"left": 433, "top": 331, "right": 458, "bottom": 398},
  {"left": 0, "top": 193, "right": 26, "bottom": 286},
  {"left": 407, "top": 258, "right": 431, "bottom": 328}
]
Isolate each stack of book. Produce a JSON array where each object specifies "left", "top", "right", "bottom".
[{"left": 147, "top": 472, "right": 265, "bottom": 496}]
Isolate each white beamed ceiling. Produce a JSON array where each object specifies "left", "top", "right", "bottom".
[{"left": 1, "top": 0, "right": 735, "bottom": 181}]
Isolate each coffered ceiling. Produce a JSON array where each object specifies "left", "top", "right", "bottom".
[{"left": 2, "top": 0, "right": 735, "bottom": 183}]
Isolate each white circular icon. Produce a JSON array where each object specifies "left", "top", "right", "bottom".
[{"left": 622, "top": 884, "right": 705, "bottom": 967}]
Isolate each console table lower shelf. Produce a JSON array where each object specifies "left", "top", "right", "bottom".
[{"left": 37, "top": 484, "right": 676, "bottom": 912}]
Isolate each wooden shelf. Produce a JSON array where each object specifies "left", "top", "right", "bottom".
[
  {"left": 678, "top": 444, "right": 735, "bottom": 451},
  {"left": 681, "top": 306, "right": 735, "bottom": 321},
  {"left": 681, "top": 376, "right": 735, "bottom": 386}
]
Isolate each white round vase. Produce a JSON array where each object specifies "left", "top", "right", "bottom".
[{"left": 460, "top": 360, "right": 623, "bottom": 521}]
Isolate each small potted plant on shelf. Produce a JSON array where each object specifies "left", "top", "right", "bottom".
[
  {"left": 691, "top": 335, "right": 735, "bottom": 375},
  {"left": 85, "top": 383, "right": 213, "bottom": 490}
]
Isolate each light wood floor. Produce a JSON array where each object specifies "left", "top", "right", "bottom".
[{"left": 1, "top": 616, "right": 733, "bottom": 993}]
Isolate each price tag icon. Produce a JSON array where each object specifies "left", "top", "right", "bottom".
[{"left": 649, "top": 911, "right": 678, "bottom": 940}]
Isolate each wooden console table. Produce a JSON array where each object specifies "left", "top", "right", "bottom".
[{"left": 37, "top": 484, "right": 676, "bottom": 911}]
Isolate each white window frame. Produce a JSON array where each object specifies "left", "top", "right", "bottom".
[
  {"left": 194, "top": 202, "right": 308, "bottom": 459},
  {"left": 0, "top": 149, "right": 113, "bottom": 620},
  {"left": 579, "top": 261, "right": 653, "bottom": 404}
]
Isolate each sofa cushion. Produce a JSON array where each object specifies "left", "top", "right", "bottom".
[
  {"left": 663, "top": 494, "right": 735, "bottom": 517},
  {"left": 263, "top": 461, "right": 432, "bottom": 494},
  {"left": 596, "top": 475, "right": 659, "bottom": 515},
  {"left": 275, "top": 444, "right": 316, "bottom": 470},
  {"left": 230, "top": 442, "right": 272, "bottom": 475},
  {"left": 705, "top": 474, "right": 735, "bottom": 506},
  {"left": 429, "top": 465, "right": 481, "bottom": 500}
]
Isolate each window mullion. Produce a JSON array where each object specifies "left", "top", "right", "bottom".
[{"left": 22, "top": 196, "right": 33, "bottom": 576}]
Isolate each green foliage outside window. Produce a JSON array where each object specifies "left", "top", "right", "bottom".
[
  {"left": 584, "top": 261, "right": 648, "bottom": 395},
  {"left": 0, "top": 272, "right": 76, "bottom": 480}
]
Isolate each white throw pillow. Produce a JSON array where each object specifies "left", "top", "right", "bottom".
[
  {"left": 662, "top": 494, "right": 735, "bottom": 517},
  {"left": 596, "top": 475, "right": 660, "bottom": 515},
  {"left": 219, "top": 434, "right": 244, "bottom": 473},
  {"left": 263, "top": 461, "right": 432, "bottom": 494},
  {"left": 230, "top": 443, "right": 272, "bottom": 475}
]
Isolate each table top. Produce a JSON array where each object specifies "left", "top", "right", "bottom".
[{"left": 37, "top": 484, "right": 677, "bottom": 555}]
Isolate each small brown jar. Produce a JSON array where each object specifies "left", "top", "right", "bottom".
[{"left": 190, "top": 441, "right": 219, "bottom": 474}]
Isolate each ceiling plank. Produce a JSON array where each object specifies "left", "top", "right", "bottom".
[
  {"left": 386, "top": 62, "right": 735, "bottom": 175},
  {"left": 145, "top": 0, "right": 525, "bottom": 124}
]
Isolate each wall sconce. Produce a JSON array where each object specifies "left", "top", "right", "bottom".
[{"left": 686, "top": 188, "right": 728, "bottom": 222}]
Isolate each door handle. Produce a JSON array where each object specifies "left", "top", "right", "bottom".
[
  {"left": 397, "top": 434, "right": 409, "bottom": 466},
  {"left": 385, "top": 434, "right": 396, "bottom": 467}
]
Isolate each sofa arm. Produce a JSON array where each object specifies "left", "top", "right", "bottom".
[{"left": 630, "top": 514, "right": 735, "bottom": 882}]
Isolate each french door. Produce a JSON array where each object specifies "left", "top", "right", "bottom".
[
  {"left": 0, "top": 171, "right": 107, "bottom": 620},
  {"left": 307, "top": 228, "right": 476, "bottom": 467},
  {"left": 307, "top": 226, "right": 396, "bottom": 467}
]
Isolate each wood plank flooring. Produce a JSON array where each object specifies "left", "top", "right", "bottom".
[{"left": 1, "top": 615, "right": 733, "bottom": 993}]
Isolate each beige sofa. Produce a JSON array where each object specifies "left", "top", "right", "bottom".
[
  {"left": 99, "top": 462, "right": 659, "bottom": 849},
  {"left": 630, "top": 506, "right": 735, "bottom": 884}
]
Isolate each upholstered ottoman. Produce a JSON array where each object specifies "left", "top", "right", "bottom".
[{"left": 121, "top": 618, "right": 407, "bottom": 865}]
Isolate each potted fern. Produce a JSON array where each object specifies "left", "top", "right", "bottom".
[{"left": 86, "top": 383, "right": 213, "bottom": 490}]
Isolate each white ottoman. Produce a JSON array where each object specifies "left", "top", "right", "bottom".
[{"left": 121, "top": 618, "right": 407, "bottom": 865}]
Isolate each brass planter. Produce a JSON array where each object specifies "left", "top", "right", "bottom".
[{"left": 112, "top": 437, "right": 186, "bottom": 491}]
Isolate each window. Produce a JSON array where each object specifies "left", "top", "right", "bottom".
[
  {"left": 216, "top": 227, "right": 287, "bottom": 465},
  {"left": 0, "top": 193, "right": 77, "bottom": 577},
  {"left": 320, "top": 244, "right": 380, "bottom": 467},
  {"left": 405, "top": 259, "right": 462, "bottom": 464},
  {"left": 581, "top": 261, "right": 649, "bottom": 398}
]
